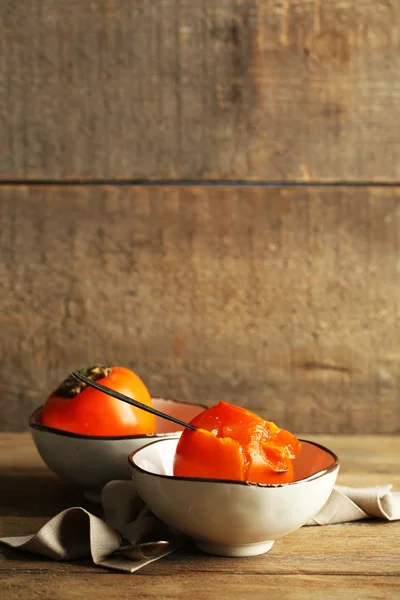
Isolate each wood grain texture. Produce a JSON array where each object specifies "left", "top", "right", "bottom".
[
  {"left": 1, "top": 434, "right": 399, "bottom": 600},
  {"left": 1, "top": 0, "right": 400, "bottom": 180},
  {"left": 1, "top": 185, "right": 400, "bottom": 433},
  {"left": 2, "top": 574, "right": 400, "bottom": 600}
]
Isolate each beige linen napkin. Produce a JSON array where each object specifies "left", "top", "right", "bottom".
[
  {"left": 0, "top": 482, "right": 185, "bottom": 573},
  {"left": 307, "top": 484, "right": 400, "bottom": 525},
  {"left": 1, "top": 482, "right": 399, "bottom": 572}
]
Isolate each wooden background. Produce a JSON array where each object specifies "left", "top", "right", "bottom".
[{"left": 1, "top": 1, "right": 399, "bottom": 433}]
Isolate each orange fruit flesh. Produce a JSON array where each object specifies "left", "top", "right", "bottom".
[{"left": 173, "top": 401, "right": 300, "bottom": 484}]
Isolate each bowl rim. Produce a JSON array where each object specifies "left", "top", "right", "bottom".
[
  {"left": 127, "top": 437, "right": 340, "bottom": 488},
  {"left": 29, "top": 398, "right": 206, "bottom": 441}
]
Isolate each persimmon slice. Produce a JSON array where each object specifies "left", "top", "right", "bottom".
[{"left": 173, "top": 401, "right": 300, "bottom": 484}]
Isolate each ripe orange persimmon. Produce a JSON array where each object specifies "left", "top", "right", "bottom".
[
  {"left": 41, "top": 366, "right": 156, "bottom": 436},
  {"left": 173, "top": 401, "right": 301, "bottom": 484}
]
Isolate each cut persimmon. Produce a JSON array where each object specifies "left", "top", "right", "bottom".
[{"left": 173, "top": 401, "right": 300, "bottom": 484}]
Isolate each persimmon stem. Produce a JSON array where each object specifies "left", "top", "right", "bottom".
[
  {"left": 71, "top": 372, "right": 197, "bottom": 431},
  {"left": 55, "top": 366, "right": 112, "bottom": 398}
]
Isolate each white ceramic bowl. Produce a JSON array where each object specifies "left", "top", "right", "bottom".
[
  {"left": 29, "top": 399, "right": 204, "bottom": 501},
  {"left": 128, "top": 437, "right": 339, "bottom": 557}
]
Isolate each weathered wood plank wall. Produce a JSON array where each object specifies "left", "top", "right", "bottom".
[
  {"left": 2, "top": 186, "right": 399, "bottom": 432},
  {"left": 0, "top": 1, "right": 399, "bottom": 431},
  {"left": 1, "top": 0, "right": 399, "bottom": 181}
]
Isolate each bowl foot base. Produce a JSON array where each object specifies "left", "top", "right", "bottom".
[{"left": 195, "top": 540, "right": 275, "bottom": 557}]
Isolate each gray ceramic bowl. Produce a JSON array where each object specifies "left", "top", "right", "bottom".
[{"left": 30, "top": 398, "right": 204, "bottom": 501}]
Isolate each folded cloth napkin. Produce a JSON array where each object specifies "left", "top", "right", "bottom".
[
  {"left": 1, "top": 482, "right": 399, "bottom": 572},
  {"left": 307, "top": 484, "right": 400, "bottom": 525},
  {"left": 0, "top": 481, "right": 186, "bottom": 573}
]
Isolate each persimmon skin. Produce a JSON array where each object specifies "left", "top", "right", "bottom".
[
  {"left": 174, "top": 402, "right": 300, "bottom": 484},
  {"left": 41, "top": 366, "right": 156, "bottom": 436},
  {"left": 173, "top": 428, "right": 246, "bottom": 480}
]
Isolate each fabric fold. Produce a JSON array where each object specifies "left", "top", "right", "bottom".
[{"left": 307, "top": 485, "right": 400, "bottom": 525}]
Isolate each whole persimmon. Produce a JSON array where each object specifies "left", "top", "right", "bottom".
[
  {"left": 173, "top": 401, "right": 300, "bottom": 484},
  {"left": 41, "top": 366, "right": 156, "bottom": 436}
]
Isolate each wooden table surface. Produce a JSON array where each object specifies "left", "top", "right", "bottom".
[{"left": 1, "top": 433, "right": 399, "bottom": 599}]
